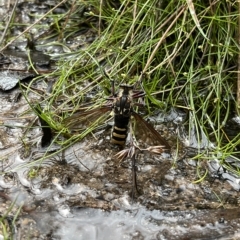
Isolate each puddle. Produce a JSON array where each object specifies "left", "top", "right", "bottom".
[{"left": 9, "top": 206, "right": 240, "bottom": 240}]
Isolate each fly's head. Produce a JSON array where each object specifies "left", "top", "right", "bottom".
[{"left": 113, "top": 85, "right": 134, "bottom": 117}]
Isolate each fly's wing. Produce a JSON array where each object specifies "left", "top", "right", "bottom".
[
  {"left": 63, "top": 106, "right": 112, "bottom": 134},
  {"left": 114, "top": 112, "right": 172, "bottom": 194},
  {"left": 131, "top": 112, "right": 171, "bottom": 153}
]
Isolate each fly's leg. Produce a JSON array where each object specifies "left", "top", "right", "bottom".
[{"left": 131, "top": 153, "right": 139, "bottom": 201}]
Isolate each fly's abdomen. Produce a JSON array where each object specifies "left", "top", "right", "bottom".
[{"left": 111, "top": 115, "right": 130, "bottom": 145}]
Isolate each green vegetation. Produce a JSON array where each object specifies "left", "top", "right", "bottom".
[
  {"left": 0, "top": 198, "right": 21, "bottom": 240},
  {"left": 2, "top": 1, "right": 240, "bottom": 175}
]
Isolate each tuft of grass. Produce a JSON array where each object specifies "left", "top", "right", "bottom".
[
  {"left": 5, "top": 0, "right": 238, "bottom": 177},
  {"left": 0, "top": 198, "right": 22, "bottom": 240}
]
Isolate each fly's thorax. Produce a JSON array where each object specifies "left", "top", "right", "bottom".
[
  {"left": 113, "top": 96, "right": 132, "bottom": 117},
  {"left": 113, "top": 85, "right": 133, "bottom": 117}
]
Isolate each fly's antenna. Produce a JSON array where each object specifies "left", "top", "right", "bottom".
[
  {"left": 102, "top": 69, "right": 116, "bottom": 97},
  {"left": 110, "top": 80, "right": 115, "bottom": 96},
  {"left": 103, "top": 68, "right": 111, "bottom": 80},
  {"left": 134, "top": 72, "right": 146, "bottom": 89}
]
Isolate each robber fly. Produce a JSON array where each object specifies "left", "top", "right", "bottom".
[
  {"left": 64, "top": 82, "right": 170, "bottom": 151},
  {"left": 64, "top": 82, "right": 171, "bottom": 195}
]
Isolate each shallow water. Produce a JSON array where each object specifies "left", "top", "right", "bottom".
[{"left": 15, "top": 206, "right": 240, "bottom": 239}]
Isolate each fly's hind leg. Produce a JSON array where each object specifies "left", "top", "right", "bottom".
[{"left": 131, "top": 153, "right": 140, "bottom": 201}]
